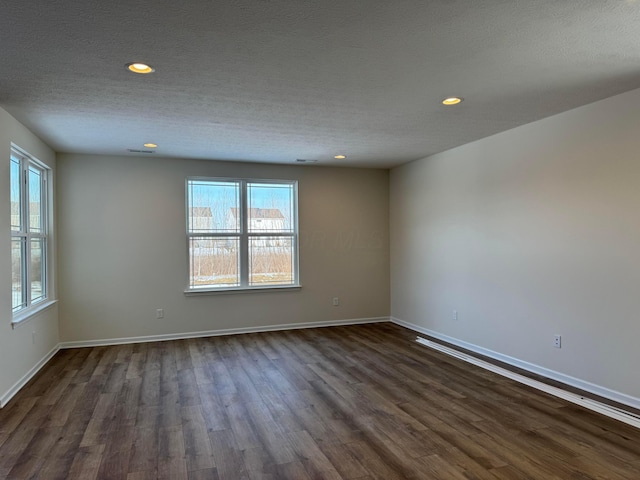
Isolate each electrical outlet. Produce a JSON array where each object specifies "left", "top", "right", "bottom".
[
  {"left": 554, "top": 334, "right": 562, "bottom": 348},
  {"left": 156, "top": 308, "right": 164, "bottom": 319},
  {"left": 332, "top": 297, "right": 339, "bottom": 306},
  {"left": 452, "top": 310, "right": 458, "bottom": 321}
]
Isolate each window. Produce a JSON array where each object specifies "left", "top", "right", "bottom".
[
  {"left": 11, "top": 147, "right": 50, "bottom": 315},
  {"left": 186, "top": 178, "right": 299, "bottom": 291}
]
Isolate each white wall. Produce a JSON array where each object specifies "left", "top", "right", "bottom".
[
  {"left": 391, "top": 87, "right": 640, "bottom": 403},
  {"left": 0, "top": 107, "right": 59, "bottom": 404},
  {"left": 57, "top": 154, "right": 389, "bottom": 342}
]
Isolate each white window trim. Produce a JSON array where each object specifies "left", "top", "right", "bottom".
[
  {"left": 10, "top": 144, "right": 54, "bottom": 325},
  {"left": 185, "top": 177, "right": 300, "bottom": 294},
  {"left": 11, "top": 299, "right": 58, "bottom": 328},
  {"left": 184, "top": 285, "right": 302, "bottom": 296}
]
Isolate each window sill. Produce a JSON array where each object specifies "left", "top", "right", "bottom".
[
  {"left": 184, "top": 285, "right": 301, "bottom": 296},
  {"left": 12, "top": 299, "right": 58, "bottom": 329}
]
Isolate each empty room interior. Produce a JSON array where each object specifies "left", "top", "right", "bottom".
[{"left": 2, "top": 1, "right": 640, "bottom": 479}]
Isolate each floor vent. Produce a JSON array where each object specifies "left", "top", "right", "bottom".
[{"left": 416, "top": 336, "right": 640, "bottom": 429}]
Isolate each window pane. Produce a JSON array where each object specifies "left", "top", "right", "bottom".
[
  {"left": 28, "top": 165, "right": 43, "bottom": 233},
  {"left": 188, "top": 180, "right": 240, "bottom": 233},
  {"left": 10, "top": 157, "right": 21, "bottom": 232},
  {"left": 249, "top": 236, "right": 294, "bottom": 286},
  {"left": 189, "top": 236, "right": 240, "bottom": 288},
  {"left": 31, "top": 238, "right": 46, "bottom": 303},
  {"left": 247, "top": 183, "right": 294, "bottom": 233},
  {"left": 12, "top": 239, "right": 25, "bottom": 311}
]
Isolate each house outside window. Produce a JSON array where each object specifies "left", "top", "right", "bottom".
[{"left": 186, "top": 178, "right": 299, "bottom": 291}]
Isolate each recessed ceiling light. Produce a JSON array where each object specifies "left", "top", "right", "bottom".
[
  {"left": 334, "top": 154, "right": 346, "bottom": 159},
  {"left": 126, "top": 62, "right": 155, "bottom": 74},
  {"left": 442, "top": 97, "right": 463, "bottom": 105},
  {"left": 143, "top": 143, "right": 158, "bottom": 148}
]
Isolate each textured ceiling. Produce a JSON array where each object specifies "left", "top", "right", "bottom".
[{"left": 1, "top": 1, "right": 640, "bottom": 168}]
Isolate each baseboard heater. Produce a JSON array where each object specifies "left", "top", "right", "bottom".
[{"left": 416, "top": 336, "right": 640, "bottom": 430}]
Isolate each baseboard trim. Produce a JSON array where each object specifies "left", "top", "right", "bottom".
[
  {"left": 0, "top": 344, "right": 61, "bottom": 408},
  {"left": 417, "top": 337, "right": 640, "bottom": 429},
  {"left": 59, "top": 317, "right": 391, "bottom": 349},
  {"left": 391, "top": 316, "right": 640, "bottom": 413}
]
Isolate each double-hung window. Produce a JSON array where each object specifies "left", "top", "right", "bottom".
[
  {"left": 186, "top": 178, "right": 299, "bottom": 291},
  {"left": 10, "top": 147, "right": 50, "bottom": 316}
]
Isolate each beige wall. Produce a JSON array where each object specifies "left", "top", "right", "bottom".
[
  {"left": 390, "top": 87, "right": 640, "bottom": 402},
  {"left": 57, "top": 154, "right": 389, "bottom": 342},
  {"left": 0, "top": 107, "right": 59, "bottom": 404}
]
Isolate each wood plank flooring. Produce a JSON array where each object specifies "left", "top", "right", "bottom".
[{"left": 1, "top": 323, "right": 639, "bottom": 479}]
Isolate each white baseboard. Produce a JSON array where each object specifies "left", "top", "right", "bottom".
[
  {"left": 59, "top": 316, "right": 390, "bottom": 349},
  {"left": 391, "top": 316, "right": 640, "bottom": 412},
  {"left": 416, "top": 336, "right": 640, "bottom": 429},
  {"left": 0, "top": 344, "right": 61, "bottom": 408}
]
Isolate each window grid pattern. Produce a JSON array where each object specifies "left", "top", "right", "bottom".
[
  {"left": 11, "top": 149, "right": 48, "bottom": 313},
  {"left": 187, "top": 178, "right": 298, "bottom": 290}
]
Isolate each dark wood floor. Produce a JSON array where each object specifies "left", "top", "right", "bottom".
[{"left": 1, "top": 323, "right": 639, "bottom": 479}]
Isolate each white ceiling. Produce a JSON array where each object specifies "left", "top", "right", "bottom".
[{"left": 1, "top": 1, "right": 640, "bottom": 168}]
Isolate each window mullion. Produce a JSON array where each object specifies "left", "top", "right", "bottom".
[
  {"left": 251, "top": 232, "right": 293, "bottom": 237},
  {"left": 41, "top": 164, "right": 48, "bottom": 299},
  {"left": 239, "top": 180, "right": 249, "bottom": 287},
  {"left": 42, "top": 168, "right": 48, "bottom": 235},
  {"left": 187, "top": 232, "right": 238, "bottom": 238},
  {"left": 23, "top": 160, "right": 32, "bottom": 307}
]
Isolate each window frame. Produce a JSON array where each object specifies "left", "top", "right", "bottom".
[
  {"left": 10, "top": 145, "right": 54, "bottom": 324},
  {"left": 185, "top": 176, "right": 300, "bottom": 294}
]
